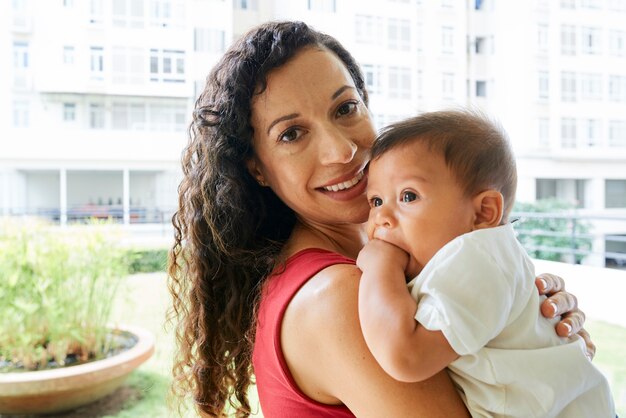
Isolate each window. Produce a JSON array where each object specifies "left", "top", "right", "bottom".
[
  {"left": 150, "top": 0, "right": 183, "bottom": 27},
  {"left": 149, "top": 49, "right": 185, "bottom": 83},
  {"left": 63, "top": 46, "right": 75, "bottom": 65},
  {"left": 475, "top": 0, "right": 485, "bottom": 10},
  {"left": 581, "top": 73, "right": 602, "bottom": 100},
  {"left": 561, "top": 71, "right": 577, "bottom": 102},
  {"left": 581, "top": 0, "right": 601, "bottom": 8},
  {"left": 537, "top": 24, "right": 549, "bottom": 52},
  {"left": 112, "top": 47, "right": 145, "bottom": 84},
  {"left": 355, "top": 15, "right": 383, "bottom": 46},
  {"left": 12, "top": 100, "right": 29, "bottom": 128},
  {"left": 609, "top": 120, "right": 626, "bottom": 147},
  {"left": 13, "top": 41, "right": 29, "bottom": 69},
  {"left": 581, "top": 27, "right": 601, "bottom": 55},
  {"left": 90, "top": 46, "right": 104, "bottom": 79},
  {"left": 194, "top": 28, "right": 225, "bottom": 53},
  {"left": 536, "top": 179, "right": 557, "bottom": 200},
  {"left": 560, "top": 0, "right": 576, "bottom": 8},
  {"left": 537, "top": 179, "right": 588, "bottom": 207},
  {"left": 362, "top": 64, "right": 381, "bottom": 95},
  {"left": 388, "top": 18, "right": 410, "bottom": 51},
  {"left": 112, "top": 0, "right": 145, "bottom": 28},
  {"left": 442, "top": 73, "right": 454, "bottom": 99},
  {"left": 63, "top": 103, "right": 76, "bottom": 122},
  {"left": 475, "top": 36, "right": 486, "bottom": 54},
  {"left": 307, "top": 0, "right": 336, "bottom": 12},
  {"left": 476, "top": 80, "right": 487, "bottom": 97},
  {"left": 610, "top": 30, "right": 625, "bottom": 57},
  {"left": 89, "top": 103, "right": 105, "bottom": 129},
  {"left": 441, "top": 26, "right": 454, "bottom": 54},
  {"left": 89, "top": 0, "right": 103, "bottom": 24},
  {"left": 609, "top": 75, "right": 626, "bottom": 102},
  {"left": 538, "top": 71, "right": 549, "bottom": 99},
  {"left": 606, "top": 180, "right": 626, "bottom": 208},
  {"left": 561, "top": 118, "right": 577, "bottom": 148},
  {"left": 388, "top": 66, "right": 411, "bottom": 99},
  {"left": 112, "top": 102, "right": 146, "bottom": 130},
  {"left": 64, "top": 0, "right": 74, "bottom": 7},
  {"left": 442, "top": 0, "right": 454, "bottom": 7},
  {"left": 609, "top": 0, "right": 626, "bottom": 11},
  {"left": 234, "top": 0, "right": 257, "bottom": 10},
  {"left": 584, "top": 119, "right": 601, "bottom": 147},
  {"left": 561, "top": 25, "right": 577, "bottom": 55},
  {"left": 538, "top": 118, "right": 550, "bottom": 148},
  {"left": 149, "top": 103, "right": 187, "bottom": 132}
]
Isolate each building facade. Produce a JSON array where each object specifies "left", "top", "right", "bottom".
[{"left": 2, "top": 0, "right": 625, "bottom": 264}]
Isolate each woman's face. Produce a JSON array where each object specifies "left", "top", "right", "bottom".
[{"left": 248, "top": 47, "right": 375, "bottom": 226}]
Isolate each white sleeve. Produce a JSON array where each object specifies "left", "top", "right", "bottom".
[{"left": 410, "top": 236, "right": 517, "bottom": 356}]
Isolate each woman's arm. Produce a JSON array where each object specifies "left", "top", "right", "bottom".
[
  {"left": 535, "top": 273, "right": 595, "bottom": 358},
  {"left": 281, "top": 263, "right": 470, "bottom": 418}
]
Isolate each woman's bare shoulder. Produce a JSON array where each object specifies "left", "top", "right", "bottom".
[{"left": 280, "top": 262, "right": 469, "bottom": 416}]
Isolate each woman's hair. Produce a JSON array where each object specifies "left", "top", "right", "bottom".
[
  {"left": 371, "top": 109, "right": 518, "bottom": 223},
  {"left": 168, "top": 21, "right": 368, "bottom": 417}
]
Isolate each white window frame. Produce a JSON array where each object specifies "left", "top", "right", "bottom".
[
  {"left": 561, "top": 117, "right": 577, "bottom": 148},
  {"left": 63, "top": 103, "right": 76, "bottom": 122}
]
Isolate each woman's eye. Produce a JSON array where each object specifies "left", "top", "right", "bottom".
[
  {"left": 370, "top": 197, "right": 383, "bottom": 207},
  {"left": 278, "top": 127, "right": 302, "bottom": 143},
  {"left": 402, "top": 191, "right": 418, "bottom": 202},
  {"left": 336, "top": 101, "right": 358, "bottom": 117}
]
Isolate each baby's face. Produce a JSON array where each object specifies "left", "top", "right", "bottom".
[{"left": 366, "top": 141, "right": 476, "bottom": 276}]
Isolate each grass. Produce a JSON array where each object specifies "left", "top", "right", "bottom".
[{"left": 85, "top": 272, "right": 626, "bottom": 417}]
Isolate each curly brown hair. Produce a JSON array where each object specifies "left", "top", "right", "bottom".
[{"left": 168, "top": 21, "right": 368, "bottom": 417}]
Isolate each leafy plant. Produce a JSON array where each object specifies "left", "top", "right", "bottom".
[
  {"left": 127, "top": 248, "right": 168, "bottom": 274},
  {"left": 0, "top": 218, "right": 129, "bottom": 371},
  {"left": 512, "top": 199, "right": 592, "bottom": 263}
]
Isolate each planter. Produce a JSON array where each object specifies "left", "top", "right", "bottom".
[{"left": 0, "top": 325, "right": 155, "bottom": 415}]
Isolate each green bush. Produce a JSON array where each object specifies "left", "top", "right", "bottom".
[
  {"left": 0, "top": 219, "right": 129, "bottom": 371},
  {"left": 512, "top": 199, "right": 592, "bottom": 263},
  {"left": 127, "top": 248, "right": 169, "bottom": 274}
]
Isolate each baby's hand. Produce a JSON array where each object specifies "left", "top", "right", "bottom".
[{"left": 357, "top": 239, "right": 409, "bottom": 274}]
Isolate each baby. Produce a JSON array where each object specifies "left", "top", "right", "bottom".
[{"left": 357, "top": 109, "right": 615, "bottom": 417}]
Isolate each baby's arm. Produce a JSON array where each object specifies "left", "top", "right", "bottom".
[{"left": 357, "top": 239, "right": 459, "bottom": 382}]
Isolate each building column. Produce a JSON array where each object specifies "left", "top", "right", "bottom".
[
  {"left": 60, "top": 168, "right": 67, "bottom": 226},
  {"left": 123, "top": 168, "right": 130, "bottom": 225}
]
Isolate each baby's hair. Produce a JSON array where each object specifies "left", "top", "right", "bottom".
[{"left": 372, "top": 109, "right": 517, "bottom": 223}]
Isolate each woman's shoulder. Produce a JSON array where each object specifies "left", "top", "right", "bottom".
[{"left": 280, "top": 255, "right": 364, "bottom": 403}]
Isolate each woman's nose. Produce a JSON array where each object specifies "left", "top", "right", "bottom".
[{"left": 319, "top": 126, "right": 358, "bottom": 165}]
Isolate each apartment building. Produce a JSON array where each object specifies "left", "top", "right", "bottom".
[
  {"left": 466, "top": 0, "right": 626, "bottom": 265},
  {"left": 2, "top": 0, "right": 625, "bottom": 264}
]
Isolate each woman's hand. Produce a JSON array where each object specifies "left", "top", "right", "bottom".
[{"left": 535, "top": 273, "right": 596, "bottom": 360}]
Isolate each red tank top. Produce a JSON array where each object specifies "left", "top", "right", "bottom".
[{"left": 252, "top": 248, "right": 356, "bottom": 418}]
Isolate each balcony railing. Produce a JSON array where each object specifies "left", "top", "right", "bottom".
[{"left": 511, "top": 211, "right": 626, "bottom": 269}]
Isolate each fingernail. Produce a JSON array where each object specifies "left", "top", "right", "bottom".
[
  {"left": 549, "top": 301, "right": 558, "bottom": 316},
  {"left": 562, "top": 322, "right": 572, "bottom": 336},
  {"left": 538, "top": 277, "right": 547, "bottom": 290}
]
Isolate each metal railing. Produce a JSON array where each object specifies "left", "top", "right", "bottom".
[{"left": 511, "top": 211, "right": 626, "bottom": 268}]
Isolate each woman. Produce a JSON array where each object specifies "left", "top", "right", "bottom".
[{"left": 168, "top": 21, "right": 593, "bottom": 417}]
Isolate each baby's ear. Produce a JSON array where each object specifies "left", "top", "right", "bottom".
[{"left": 472, "top": 190, "right": 503, "bottom": 230}]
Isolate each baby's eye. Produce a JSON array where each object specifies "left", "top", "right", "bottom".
[
  {"left": 402, "top": 191, "right": 418, "bottom": 202},
  {"left": 336, "top": 101, "right": 358, "bottom": 117},
  {"left": 370, "top": 197, "right": 383, "bottom": 207}
]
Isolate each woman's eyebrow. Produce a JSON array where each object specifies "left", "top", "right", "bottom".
[
  {"left": 267, "top": 113, "right": 299, "bottom": 135},
  {"left": 332, "top": 85, "right": 355, "bottom": 100}
]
